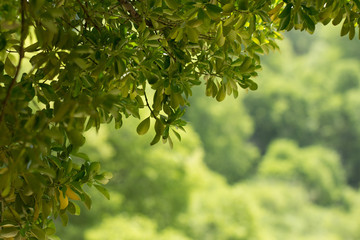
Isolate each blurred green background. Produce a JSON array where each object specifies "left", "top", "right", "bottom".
[{"left": 56, "top": 25, "right": 360, "bottom": 239}]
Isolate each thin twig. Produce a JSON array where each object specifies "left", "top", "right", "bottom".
[
  {"left": 76, "top": 0, "right": 101, "bottom": 31},
  {"left": 60, "top": 17, "right": 97, "bottom": 46},
  {"left": 60, "top": 17, "right": 98, "bottom": 65},
  {"left": 144, "top": 91, "right": 159, "bottom": 120},
  {"left": 1, "top": 199, "right": 4, "bottom": 222},
  {"left": 161, "top": 45, "right": 176, "bottom": 61},
  {"left": 118, "top": 0, "right": 153, "bottom": 27},
  {"left": 0, "top": 0, "right": 26, "bottom": 124},
  {"left": 118, "top": 0, "right": 141, "bottom": 23}
]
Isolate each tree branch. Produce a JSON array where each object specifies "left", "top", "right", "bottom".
[
  {"left": 0, "top": 0, "right": 26, "bottom": 124},
  {"left": 118, "top": 0, "right": 154, "bottom": 28},
  {"left": 118, "top": 0, "right": 141, "bottom": 23},
  {"left": 161, "top": 45, "right": 176, "bottom": 61},
  {"left": 60, "top": 17, "right": 96, "bottom": 46}
]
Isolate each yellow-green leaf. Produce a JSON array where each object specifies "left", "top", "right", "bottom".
[
  {"left": 0, "top": 227, "right": 19, "bottom": 238},
  {"left": 164, "top": 0, "right": 179, "bottom": 9},
  {"left": 136, "top": 117, "right": 150, "bottom": 135},
  {"left": 216, "top": 85, "right": 226, "bottom": 102},
  {"left": 223, "top": 3, "right": 234, "bottom": 13}
]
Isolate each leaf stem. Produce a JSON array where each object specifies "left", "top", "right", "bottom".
[{"left": 144, "top": 90, "right": 158, "bottom": 120}]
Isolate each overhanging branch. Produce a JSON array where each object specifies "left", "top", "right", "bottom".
[
  {"left": 0, "top": 0, "right": 26, "bottom": 124},
  {"left": 118, "top": 0, "right": 142, "bottom": 23},
  {"left": 118, "top": 0, "right": 154, "bottom": 28},
  {"left": 76, "top": 0, "right": 101, "bottom": 31}
]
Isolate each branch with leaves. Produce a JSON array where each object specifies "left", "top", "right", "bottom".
[
  {"left": 0, "top": 0, "right": 26, "bottom": 124},
  {"left": 0, "top": 0, "right": 359, "bottom": 238}
]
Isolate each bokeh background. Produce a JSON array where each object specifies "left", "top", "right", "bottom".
[{"left": 56, "top": 25, "right": 360, "bottom": 239}]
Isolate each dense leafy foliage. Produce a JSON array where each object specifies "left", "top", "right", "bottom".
[
  {"left": 1, "top": 0, "right": 360, "bottom": 238},
  {"left": 53, "top": 25, "right": 360, "bottom": 239}
]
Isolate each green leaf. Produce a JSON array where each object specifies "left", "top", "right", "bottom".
[
  {"left": 188, "top": 19, "right": 203, "bottom": 28},
  {"left": 239, "top": 57, "right": 252, "bottom": 72},
  {"left": 150, "top": 133, "right": 161, "bottom": 145},
  {"left": 37, "top": 167, "right": 56, "bottom": 178},
  {"left": 172, "top": 129, "right": 181, "bottom": 141},
  {"left": 186, "top": 27, "right": 199, "bottom": 43},
  {"left": 66, "top": 129, "right": 86, "bottom": 147},
  {"left": 332, "top": 10, "right": 344, "bottom": 26},
  {"left": 0, "top": 227, "right": 19, "bottom": 238},
  {"left": 89, "top": 162, "right": 101, "bottom": 174},
  {"left": 73, "top": 58, "right": 88, "bottom": 70},
  {"left": 67, "top": 201, "right": 81, "bottom": 216},
  {"left": 71, "top": 152, "right": 90, "bottom": 161},
  {"left": 206, "top": 4, "right": 222, "bottom": 13},
  {"left": 279, "top": 3, "right": 292, "bottom": 18},
  {"left": 341, "top": 22, "right": 350, "bottom": 36},
  {"left": 223, "top": 3, "right": 234, "bottom": 13},
  {"left": 353, "top": 0, "right": 360, "bottom": 9},
  {"left": 39, "top": 83, "right": 57, "bottom": 101},
  {"left": 234, "top": 15, "right": 248, "bottom": 30},
  {"left": 175, "top": 28, "right": 184, "bottom": 42},
  {"left": 94, "top": 172, "right": 112, "bottom": 184},
  {"left": 168, "top": 135, "right": 173, "bottom": 148},
  {"left": 0, "top": 122, "right": 11, "bottom": 146},
  {"left": 60, "top": 212, "right": 68, "bottom": 226},
  {"left": 238, "top": 0, "right": 249, "bottom": 10},
  {"left": 349, "top": 24, "right": 355, "bottom": 40},
  {"left": 42, "top": 199, "right": 52, "bottom": 219},
  {"left": 216, "top": 84, "right": 226, "bottom": 102},
  {"left": 82, "top": 192, "right": 92, "bottom": 210},
  {"left": 136, "top": 117, "right": 150, "bottom": 135},
  {"left": 52, "top": 100, "right": 72, "bottom": 122},
  {"left": 0, "top": 34, "right": 7, "bottom": 51},
  {"left": 94, "top": 184, "right": 110, "bottom": 200},
  {"left": 249, "top": 81, "right": 258, "bottom": 90},
  {"left": 155, "top": 118, "right": 164, "bottom": 135},
  {"left": 216, "top": 23, "right": 225, "bottom": 47},
  {"left": 301, "top": 11, "right": 315, "bottom": 33},
  {"left": 164, "top": 0, "right": 179, "bottom": 9},
  {"left": 24, "top": 42, "right": 40, "bottom": 52},
  {"left": 31, "top": 225, "right": 46, "bottom": 240},
  {"left": 231, "top": 58, "right": 244, "bottom": 67},
  {"left": 206, "top": 4, "right": 222, "bottom": 20},
  {"left": 258, "top": 10, "right": 271, "bottom": 23},
  {"left": 4, "top": 57, "right": 16, "bottom": 77},
  {"left": 278, "top": 14, "right": 291, "bottom": 30}
]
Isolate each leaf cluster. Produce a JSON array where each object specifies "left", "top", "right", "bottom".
[{"left": 0, "top": 0, "right": 359, "bottom": 238}]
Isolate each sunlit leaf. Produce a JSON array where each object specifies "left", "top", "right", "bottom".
[{"left": 136, "top": 117, "right": 150, "bottom": 135}]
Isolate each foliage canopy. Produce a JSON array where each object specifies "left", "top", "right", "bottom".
[{"left": 1, "top": 0, "right": 360, "bottom": 238}]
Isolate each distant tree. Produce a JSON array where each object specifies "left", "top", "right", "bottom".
[
  {"left": 85, "top": 215, "right": 191, "bottom": 240},
  {"left": 185, "top": 86, "right": 260, "bottom": 183},
  {"left": 244, "top": 31, "right": 360, "bottom": 185},
  {"left": 258, "top": 139, "right": 346, "bottom": 205},
  {"left": 1, "top": 0, "right": 360, "bottom": 238}
]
